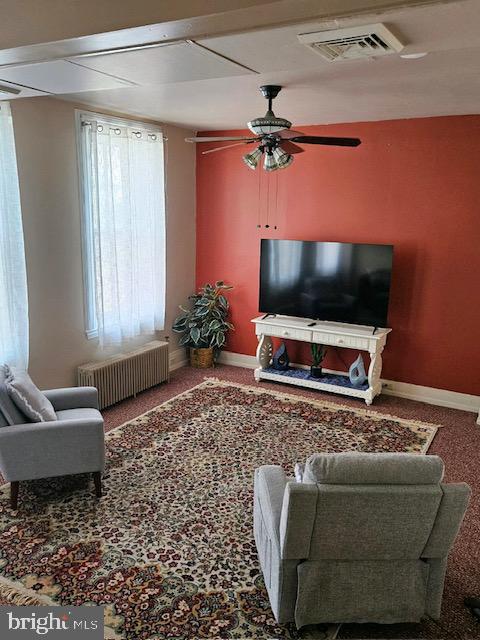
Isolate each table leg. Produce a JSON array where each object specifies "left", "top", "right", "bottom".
[{"left": 366, "top": 347, "right": 384, "bottom": 405}]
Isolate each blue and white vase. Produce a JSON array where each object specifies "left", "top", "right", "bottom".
[
  {"left": 349, "top": 354, "right": 367, "bottom": 387},
  {"left": 273, "top": 342, "right": 290, "bottom": 371}
]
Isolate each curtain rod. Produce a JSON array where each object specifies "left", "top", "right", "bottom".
[{"left": 81, "top": 120, "right": 166, "bottom": 141}]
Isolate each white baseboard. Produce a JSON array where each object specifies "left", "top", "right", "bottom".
[
  {"left": 218, "top": 351, "right": 258, "bottom": 369},
  {"left": 217, "top": 350, "right": 480, "bottom": 417},
  {"left": 169, "top": 348, "right": 188, "bottom": 372}
]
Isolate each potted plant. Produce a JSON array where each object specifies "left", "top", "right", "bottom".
[
  {"left": 172, "top": 281, "right": 234, "bottom": 368},
  {"left": 310, "top": 343, "right": 327, "bottom": 378}
]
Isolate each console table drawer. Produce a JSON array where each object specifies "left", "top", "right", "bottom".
[
  {"left": 263, "top": 325, "right": 312, "bottom": 342},
  {"left": 312, "top": 332, "right": 370, "bottom": 350}
]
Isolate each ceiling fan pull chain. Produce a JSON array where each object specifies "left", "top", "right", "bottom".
[
  {"left": 256, "top": 163, "right": 262, "bottom": 229},
  {"left": 273, "top": 171, "right": 279, "bottom": 230},
  {"left": 265, "top": 172, "right": 270, "bottom": 229}
]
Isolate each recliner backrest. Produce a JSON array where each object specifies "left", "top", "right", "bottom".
[
  {"left": 308, "top": 483, "right": 442, "bottom": 560},
  {"left": 279, "top": 453, "right": 468, "bottom": 562}
]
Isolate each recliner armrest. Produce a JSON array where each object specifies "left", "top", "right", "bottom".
[
  {"left": 280, "top": 481, "right": 317, "bottom": 560},
  {"left": 43, "top": 387, "right": 99, "bottom": 411},
  {"left": 254, "top": 465, "right": 289, "bottom": 549},
  {"left": 422, "top": 483, "right": 471, "bottom": 558}
]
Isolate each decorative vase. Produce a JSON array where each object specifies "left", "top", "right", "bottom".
[
  {"left": 349, "top": 354, "right": 367, "bottom": 386},
  {"left": 189, "top": 347, "right": 214, "bottom": 368},
  {"left": 310, "top": 365, "right": 323, "bottom": 378},
  {"left": 273, "top": 342, "right": 290, "bottom": 370}
]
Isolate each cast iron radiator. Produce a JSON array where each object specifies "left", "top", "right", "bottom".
[{"left": 77, "top": 340, "right": 169, "bottom": 409}]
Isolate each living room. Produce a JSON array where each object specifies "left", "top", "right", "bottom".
[{"left": 0, "top": 1, "right": 479, "bottom": 639}]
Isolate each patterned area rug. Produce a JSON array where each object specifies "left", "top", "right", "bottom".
[{"left": 0, "top": 379, "right": 438, "bottom": 639}]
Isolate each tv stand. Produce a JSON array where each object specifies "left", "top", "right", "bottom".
[{"left": 251, "top": 315, "right": 391, "bottom": 405}]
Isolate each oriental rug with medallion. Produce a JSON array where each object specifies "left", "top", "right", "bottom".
[{"left": 0, "top": 379, "right": 438, "bottom": 639}]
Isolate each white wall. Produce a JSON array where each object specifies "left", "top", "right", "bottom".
[{"left": 11, "top": 97, "right": 195, "bottom": 388}]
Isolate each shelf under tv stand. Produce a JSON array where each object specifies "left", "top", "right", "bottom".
[{"left": 251, "top": 315, "right": 391, "bottom": 405}]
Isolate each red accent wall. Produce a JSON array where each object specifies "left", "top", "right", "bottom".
[{"left": 196, "top": 116, "right": 480, "bottom": 395}]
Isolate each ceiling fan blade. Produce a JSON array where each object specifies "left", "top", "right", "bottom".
[
  {"left": 202, "top": 141, "right": 254, "bottom": 155},
  {"left": 277, "top": 129, "right": 306, "bottom": 139},
  {"left": 290, "top": 136, "right": 361, "bottom": 147},
  {"left": 185, "top": 136, "right": 257, "bottom": 143},
  {"left": 280, "top": 140, "right": 305, "bottom": 155}
]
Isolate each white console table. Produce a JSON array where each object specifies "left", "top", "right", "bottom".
[{"left": 252, "top": 315, "right": 391, "bottom": 405}]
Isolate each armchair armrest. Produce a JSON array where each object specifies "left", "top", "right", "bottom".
[
  {"left": 254, "top": 465, "right": 289, "bottom": 548},
  {"left": 0, "top": 417, "right": 105, "bottom": 482},
  {"left": 43, "top": 387, "right": 99, "bottom": 411}
]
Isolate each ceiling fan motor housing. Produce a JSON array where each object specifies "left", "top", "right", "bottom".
[{"left": 248, "top": 115, "right": 291, "bottom": 135}]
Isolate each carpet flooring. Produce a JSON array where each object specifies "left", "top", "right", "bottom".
[
  {"left": 101, "top": 364, "right": 479, "bottom": 640},
  {"left": 1, "top": 364, "right": 479, "bottom": 639}
]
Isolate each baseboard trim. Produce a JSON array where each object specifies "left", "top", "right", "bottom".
[
  {"left": 169, "top": 348, "right": 188, "bottom": 372},
  {"left": 218, "top": 351, "right": 257, "bottom": 370},
  {"left": 217, "top": 350, "right": 480, "bottom": 417}
]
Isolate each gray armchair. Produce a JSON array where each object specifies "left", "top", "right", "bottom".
[
  {"left": 0, "top": 386, "right": 105, "bottom": 509},
  {"left": 254, "top": 452, "right": 470, "bottom": 629}
]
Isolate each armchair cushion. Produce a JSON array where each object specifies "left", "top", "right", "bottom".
[
  {"left": 6, "top": 367, "right": 56, "bottom": 422},
  {"left": 0, "top": 364, "right": 27, "bottom": 426},
  {"left": 303, "top": 452, "right": 444, "bottom": 485}
]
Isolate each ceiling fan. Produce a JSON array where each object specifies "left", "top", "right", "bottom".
[{"left": 185, "top": 85, "right": 361, "bottom": 171}]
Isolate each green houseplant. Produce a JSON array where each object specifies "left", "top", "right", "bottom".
[
  {"left": 172, "top": 281, "right": 234, "bottom": 368},
  {"left": 310, "top": 343, "right": 327, "bottom": 378}
]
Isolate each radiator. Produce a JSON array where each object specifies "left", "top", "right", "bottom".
[{"left": 77, "top": 340, "right": 169, "bottom": 409}]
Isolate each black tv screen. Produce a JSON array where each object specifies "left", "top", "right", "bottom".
[{"left": 259, "top": 239, "right": 393, "bottom": 327}]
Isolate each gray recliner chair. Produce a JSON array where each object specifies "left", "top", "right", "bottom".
[
  {"left": 0, "top": 386, "right": 105, "bottom": 509},
  {"left": 254, "top": 452, "right": 470, "bottom": 629}
]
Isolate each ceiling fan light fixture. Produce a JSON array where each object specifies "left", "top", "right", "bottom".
[
  {"left": 273, "top": 147, "right": 293, "bottom": 169},
  {"left": 243, "top": 147, "right": 263, "bottom": 170},
  {"left": 264, "top": 152, "right": 278, "bottom": 172}
]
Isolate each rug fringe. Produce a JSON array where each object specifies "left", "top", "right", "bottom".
[{"left": 0, "top": 581, "right": 49, "bottom": 606}]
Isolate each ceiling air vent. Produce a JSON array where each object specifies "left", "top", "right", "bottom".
[{"left": 298, "top": 23, "right": 404, "bottom": 62}]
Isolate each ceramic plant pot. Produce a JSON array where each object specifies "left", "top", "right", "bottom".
[{"left": 310, "top": 365, "right": 323, "bottom": 378}]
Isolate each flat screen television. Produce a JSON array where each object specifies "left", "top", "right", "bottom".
[{"left": 259, "top": 239, "right": 393, "bottom": 327}]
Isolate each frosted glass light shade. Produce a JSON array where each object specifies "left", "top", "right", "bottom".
[
  {"left": 243, "top": 147, "right": 263, "bottom": 169},
  {"left": 273, "top": 147, "right": 293, "bottom": 169},
  {"left": 264, "top": 153, "right": 278, "bottom": 171}
]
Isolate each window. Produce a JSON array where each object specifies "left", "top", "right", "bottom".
[
  {"left": 0, "top": 102, "right": 29, "bottom": 368},
  {"left": 77, "top": 111, "right": 166, "bottom": 345}
]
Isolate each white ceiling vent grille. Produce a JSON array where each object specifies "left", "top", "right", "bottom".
[{"left": 298, "top": 23, "right": 404, "bottom": 62}]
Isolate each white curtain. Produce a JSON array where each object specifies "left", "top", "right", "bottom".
[
  {"left": 0, "top": 102, "right": 29, "bottom": 369},
  {"left": 80, "top": 117, "right": 166, "bottom": 346}
]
